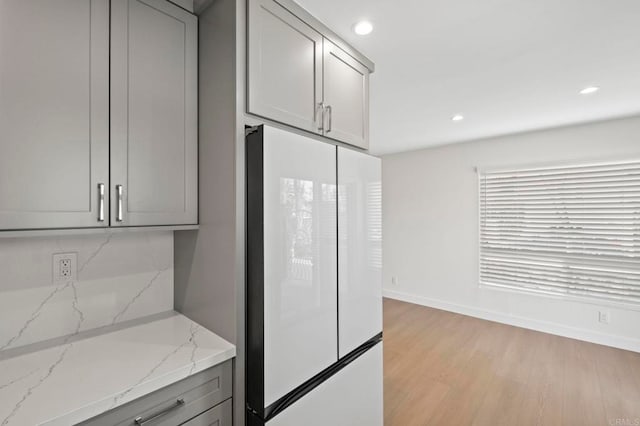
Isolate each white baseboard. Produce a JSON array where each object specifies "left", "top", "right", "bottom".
[{"left": 383, "top": 288, "right": 640, "bottom": 353}]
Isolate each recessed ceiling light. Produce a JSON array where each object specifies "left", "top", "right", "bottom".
[
  {"left": 353, "top": 21, "right": 373, "bottom": 36},
  {"left": 579, "top": 86, "right": 600, "bottom": 95},
  {"left": 451, "top": 114, "right": 464, "bottom": 122}
]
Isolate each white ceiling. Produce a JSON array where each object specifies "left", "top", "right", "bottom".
[{"left": 296, "top": 0, "right": 640, "bottom": 155}]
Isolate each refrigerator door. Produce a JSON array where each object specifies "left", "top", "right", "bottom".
[
  {"left": 267, "top": 342, "right": 383, "bottom": 426},
  {"left": 337, "top": 148, "right": 383, "bottom": 357},
  {"left": 261, "top": 126, "right": 339, "bottom": 406}
]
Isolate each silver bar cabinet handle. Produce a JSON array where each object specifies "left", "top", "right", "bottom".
[
  {"left": 326, "top": 105, "right": 332, "bottom": 133},
  {"left": 316, "top": 102, "right": 325, "bottom": 132},
  {"left": 116, "top": 185, "right": 123, "bottom": 222},
  {"left": 97, "top": 183, "right": 105, "bottom": 222},
  {"left": 134, "top": 398, "right": 185, "bottom": 425}
]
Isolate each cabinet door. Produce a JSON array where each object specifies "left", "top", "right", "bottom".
[
  {"left": 111, "top": 0, "right": 198, "bottom": 226},
  {"left": 323, "top": 39, "right": 370, "bottom": 150},
  {"left": 248, "top": 0, "right": 323, "bottom": 134},
  {"left": 0, "top": 0, "right": 109, "bottom": 230},
  {"left": 337, "top": 148, "right": 382, "bottom": 357},
  {"left": 181, "top": 399, "right": 232, "bottom": 426}
]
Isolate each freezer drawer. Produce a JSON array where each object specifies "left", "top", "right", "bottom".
[{"left": 266, "top": 342, "right": 383, "bottom": 426}]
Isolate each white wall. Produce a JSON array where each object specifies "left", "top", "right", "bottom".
[
  {"left": 0, "top": 232, "right": 173, "bottom": 352},
  {"left": 382, "top": 115, "right": 640, "bottom": 352}
]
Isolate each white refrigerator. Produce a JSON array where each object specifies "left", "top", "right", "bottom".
[{"left": 246, "top": 125, "right": 383, "bottom": 426}]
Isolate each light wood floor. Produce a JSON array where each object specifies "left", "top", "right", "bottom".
[{"left": 383, "top": 298, "right": 640, "bottom": 426}]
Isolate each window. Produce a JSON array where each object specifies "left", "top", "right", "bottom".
[
  {"left": 479, "top": 160, "right": 640, "bottom": 305},
  {"left": 367, "top": 182, "right": 382, "bottom": 268}
]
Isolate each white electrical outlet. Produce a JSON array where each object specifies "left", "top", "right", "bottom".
[
  {"left": 53, "top": 253, "right": 77, "bottom": 283},
  {"left": 598, "top": 310, "right": 610, "bottom": 324},
  {"left": 391, "top": 276, "right": 398, "bottom": 286}
]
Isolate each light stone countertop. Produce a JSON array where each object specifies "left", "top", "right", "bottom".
[{"left": 0, "top": 313, "right": 235, "bottom": 426}]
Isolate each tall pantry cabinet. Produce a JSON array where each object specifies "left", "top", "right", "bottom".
[{"left": 0, "top": 0, "right": 197, "bottom": 231}]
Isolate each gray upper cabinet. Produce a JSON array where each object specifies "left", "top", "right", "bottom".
[
  {"left": 0, "top": 0, "right": 110, "bottom": 230},
  {"left": 323, "top": 40, "right": 370, "bottom": 149},
  {"left": 247, "top": 0, "right": 373, "bottom": 150},
  {"left": 111, "top": 0, "right": 198, "bottom": 226},
  {"left": 0, "top": 0, "right": 197, "bottom": 232},
  {"left": 248, "top": 0, "right": 323, "bottom": 134}
]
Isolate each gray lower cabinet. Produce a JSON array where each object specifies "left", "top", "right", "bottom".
[
  {"left": 111, "top": 0, "right": 198, "bottom": 226},
  {"left": 79, "top": 360, "right": 232, "bottom": 426},
  {"left": 247, "top": 0, "right": 373, "bottom": 150},
  {"left": 181, "top": 399, "right": 232, "bottom": 426},
  {"left": 0, "top": 0, "right": 110, "bottom": 230}
]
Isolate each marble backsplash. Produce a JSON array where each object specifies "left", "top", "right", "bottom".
[{"left": 0, "top": 231, "right": 173, "bottom": 352}]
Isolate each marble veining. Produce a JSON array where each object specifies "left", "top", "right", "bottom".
[
  {"left": 0, "top": 232, "right": 173, "bottom": 351},
  {"left": 0, "top": 283, "right": 70, "bottom": 352},
  {"left": 110, "top": 268, "right": 168, "bottom": 325},
  {"left": 187, "top": 322, "right": 200, "bottom": 375},
  {"left": 108, "top": 323, "right": 201, "bottom": 409},
  {"left": 74, "top": 233, "right": 112, "bottom": 274},
  {"left": 2, "top": 343, "right": 73, "bottom": 426},
  {"left": 0, "top": 314, "right": 236, "bottom": 426},
  {"left": 0, "top": 369, "right": 37, "bottom": 392},
  {"left": 1, "top": 278, "right": 88, "bottom": 426}
]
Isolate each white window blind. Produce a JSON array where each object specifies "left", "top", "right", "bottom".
[{"left": 479, "top": 160, "right": 640, "bottom": 305}]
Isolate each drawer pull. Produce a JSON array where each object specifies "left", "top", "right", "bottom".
[{"left": 134, "top": 398, "right": 185, "bottom": 425}]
